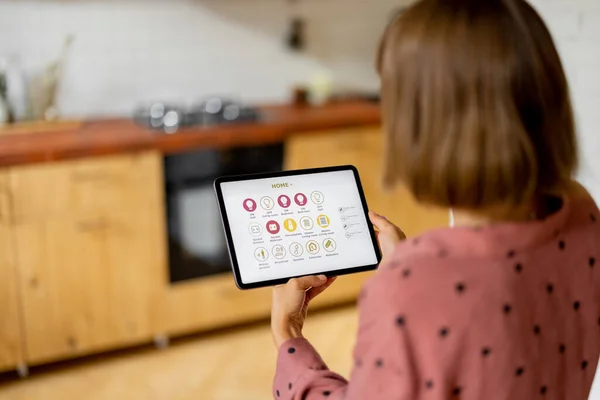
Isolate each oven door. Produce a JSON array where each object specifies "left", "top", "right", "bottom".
[{"left": 164, "top": 144, "right": 284, "bottom": 283}]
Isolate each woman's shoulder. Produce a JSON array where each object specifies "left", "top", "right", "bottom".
[{"left": 363, "top": 235, "right": 454, "bottom": 302}]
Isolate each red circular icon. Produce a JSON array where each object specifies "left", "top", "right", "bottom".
[
  {"left": 266, "top": 220, "right": 281, "bottom": 235},
  {"left": 277, "top": 195, "right": 291, "bottom": 208},
  {"left": 294, "top": 193, "right": 308, "bottom": 206},
  {"left": 243, "top": 198, "right": 257, "bottom": 212}
]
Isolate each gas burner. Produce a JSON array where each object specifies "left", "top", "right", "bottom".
[{"left": 133, "top": 98, "right": 262, "bottom": 134}]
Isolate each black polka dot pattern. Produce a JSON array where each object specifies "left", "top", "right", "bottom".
[
  {"left": 482, "top": 347, "right": 492, "bottom": 357},
  {"left": 274, "top": 213, "right": 600, "bottom": 400},
  {"left": 515, "top": 263, "right": 523, "bottom": 273}
]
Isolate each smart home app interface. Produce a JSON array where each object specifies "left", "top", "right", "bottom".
[{"left": 220, "top": 170, "right": 378, "bottom": 284}]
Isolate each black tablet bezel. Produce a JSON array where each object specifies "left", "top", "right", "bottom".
[{"left": 214, "top": 165, "right": 382, "bottom": 290}]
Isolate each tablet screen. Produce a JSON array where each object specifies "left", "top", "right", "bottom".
[{"left": 219, "top": 169, "right": 379, "bottom": 285}]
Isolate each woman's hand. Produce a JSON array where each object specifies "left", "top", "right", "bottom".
[
  {"left": 271, "top": 275, "right": 337, "bottom": 348},
  {"left": 369, "top": 211, "right": 406, "bottom": 261}
]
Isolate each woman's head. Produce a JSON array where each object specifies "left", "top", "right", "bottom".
[{"left": 378, "top": 0, "right": 577, "bottom": 212}]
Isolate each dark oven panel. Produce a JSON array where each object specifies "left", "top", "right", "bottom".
[{"left": 164, "top": 144, "right": 284, "bottom": 283}]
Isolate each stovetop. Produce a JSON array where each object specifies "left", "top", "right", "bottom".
[{"left": 133, "top": 98, "right": 262, "bottom": 134}]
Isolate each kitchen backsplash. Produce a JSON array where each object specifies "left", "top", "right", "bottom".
[{"left": 0, "top": 0, "right": 406, "bottom": 118}]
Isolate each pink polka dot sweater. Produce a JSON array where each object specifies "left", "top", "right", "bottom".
[{"left": 274, "top": 191, "right": 600, "bottom": 399}]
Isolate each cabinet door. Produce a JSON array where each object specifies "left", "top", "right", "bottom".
[
  {"left": 0, "top": 171, "right": 23, "bottom": 372},
  {"left": 15, "top": 208, "right": 167, "bottom": 365},
  {"left": 9, "top": 152, "right": 162, "bottom": 222},
  {"left": 0, "top": 223, "right": 23, "bottom": 372},
  {"left": 285, "top": 126, "right": 448, "bottom": 237}
]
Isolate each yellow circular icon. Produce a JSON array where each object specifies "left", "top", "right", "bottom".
[
  {"left": 283, "top": 218, "right": 298, "bottom": 232},
  {"left": 316, "top": 214, "right": 330, "bottom": 228}
]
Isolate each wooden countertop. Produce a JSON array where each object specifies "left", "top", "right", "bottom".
[{"left": 0, "top": 102, "right": 381, "bottom": 167}]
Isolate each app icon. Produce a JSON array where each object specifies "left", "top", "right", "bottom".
[
  {"left": 306, "top": 240, "right": 320, "bottom": 255},
  {"left": 277, "top": 195, "right": 291, "bottom": 208},
  {"left": 260, "top": 196, "right": 274, "bottom": 210},
  {"left": 272, "top": 245, "right": 286, "bottom": 259},
  {"left": 317, "top": 214, "right": 330, "bottom": 228},
  {"left": 290, "top": 242, "right": 304, "bottom": 257},
  {"left": 254, "top": 247, "right": 268, "bottom": 262},
  {"left": 300, "top": 216, "right": 314, "bottom": 231},
  {"left": 249, "top": 223, "right": 262, "bottom": 237},
  {"left": 243, "top": 198, "right": 257, "bottom": 212},
  {"left": 323, "top": 238, "right": 337, "bottom": 252},
  {"left": 283, "top": 218, "right": 297, "bottom": 232},
  {"left": 294, "top": 193, "right": 308, "bottom": 206},
  {"left": 266, "top": 220, "right": 281, "bottom": 235},
  {"left": 310, "top": 191, "right": 324, "bottom": 205}
]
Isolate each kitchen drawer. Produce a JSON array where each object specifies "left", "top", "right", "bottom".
[{"left": 9, "top": 151, "right": 163, "bottom": 221}]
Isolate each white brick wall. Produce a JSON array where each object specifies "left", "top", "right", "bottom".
[
  {"left": 0, "top": 0, "right": 404, "bottom": 118},
  {"left": 528, "top": 0, "right": 600, "bottom": 206}
]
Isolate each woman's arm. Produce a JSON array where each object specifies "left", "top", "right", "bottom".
[
  {"left": 271, "top": 212, "right": 409, "bottom": 399},
  {"left": 272, "top": 276, "right": 413, "bottom": 399}
]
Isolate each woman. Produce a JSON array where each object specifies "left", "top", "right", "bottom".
[{"left": 271, "top": 0, "right": 600, "bottom": 399}]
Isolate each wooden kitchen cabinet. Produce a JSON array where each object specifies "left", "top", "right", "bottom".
[
  {"left": 0, "top": 172, "right": 24, "bottom": 371},
  {"left": 10, "top": 152, "right": 168, "bottom": 365},
  {"left": 8, "top": 152, "right": 162, "bottom": 222},
  {"left": 285, "top": 126, "right": 449, "bottom": 237}
]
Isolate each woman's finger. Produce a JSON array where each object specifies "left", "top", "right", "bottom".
[
  {"left": 288, "top": 275, "right": 327, "bottom": 291},
  {"left": 369, "top": 211, "right": 394, "bottom": 232},
  {"left": 306, "top": 277, "right": 337, "bottom": 302}
]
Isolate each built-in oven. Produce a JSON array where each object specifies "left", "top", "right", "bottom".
[{"left": 164, "top": 145, "right": 284, "bottom": 283}]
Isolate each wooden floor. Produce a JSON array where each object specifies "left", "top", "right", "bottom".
[{"left": 0, "top": 306, "right": 358, "bottom": 400}]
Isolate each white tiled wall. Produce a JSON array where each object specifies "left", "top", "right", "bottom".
[
  {"left": 0, "top": 0, "right": 404, "bottom": 118},
  {"left": 528, "top": 0, "right": 600, "bottom": 204}
]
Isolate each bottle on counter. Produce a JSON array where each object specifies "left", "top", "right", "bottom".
[{"left": 0, "top": 68, "right": 15, "bottom": 125}]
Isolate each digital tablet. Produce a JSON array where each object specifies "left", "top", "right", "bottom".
[{"left": 214, "top": 166, "right": 382, "bottom": 290}]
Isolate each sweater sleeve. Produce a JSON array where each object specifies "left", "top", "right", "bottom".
[{"left": 272, "top": 274, "right": 414, "bottom": 400}]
